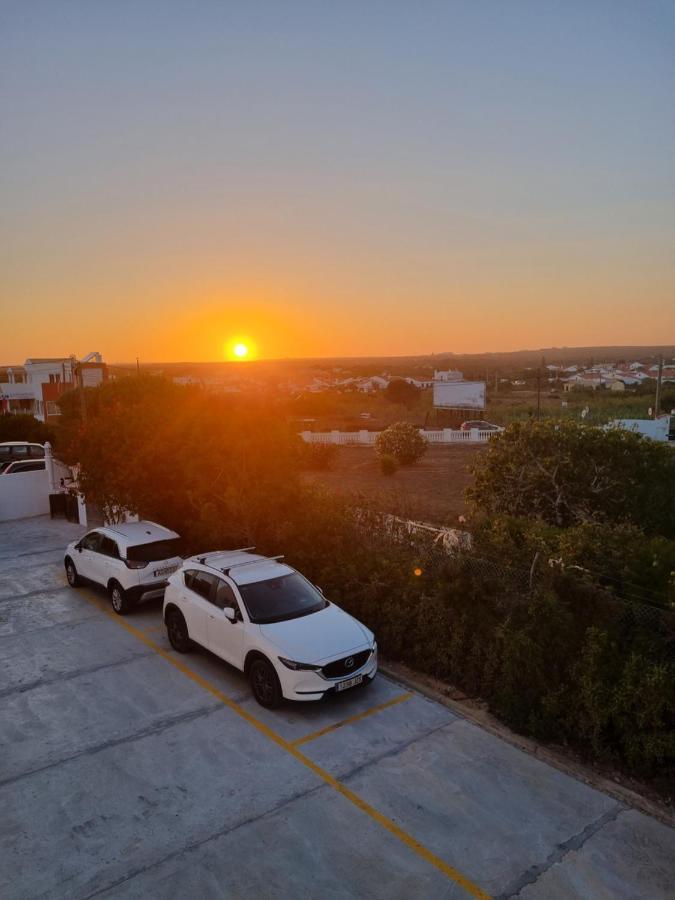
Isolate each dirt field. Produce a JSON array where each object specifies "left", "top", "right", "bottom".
[{"left": 303, "top": 444, "right": 484, "bottom": 526}]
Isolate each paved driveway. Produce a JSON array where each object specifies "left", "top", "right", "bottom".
[{"left": 0, "top": 517, "right": 673, "bottom": 899}]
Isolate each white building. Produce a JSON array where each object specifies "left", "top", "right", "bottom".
[
  {"left": 433, "top": 369, "right": 463, "bottom": 382},
  {"left": 0, "top": 353, "right": 107, "bottom": 423}
]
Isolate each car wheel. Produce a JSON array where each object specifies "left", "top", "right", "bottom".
[
  {"left": 109, "top": 581, "right": 132, "bottom": 616},
  {"left": 65, "top": 558, "right": 80, "bottom": 587},
  {"left": 250, "top": 658, "right": 283, "bottom": 709},
  {"left": 166, "top": 610, "right": 191, "bottom": 653}
]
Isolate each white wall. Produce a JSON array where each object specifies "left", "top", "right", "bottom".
[
  {"left": 0, "top": 469, "right": 51, "bottom": 521},
  {"left": 0, "top": 459, "right": 73, "bottom": 522}
]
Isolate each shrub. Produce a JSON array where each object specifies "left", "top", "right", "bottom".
[
  {"left": 375, "top": 422, "right": 427, "bottom": 465},
  {"left": 297, "top": 441, "right": 339, "bottom": 470},
  {"left": 379, "top": 453, "right": 398, "bottom": 476},
  {"left": 0, "top": 413, "right": 54, "bottom": 445},
  {"left": 469, "top": 419, "right": 675, "bottom": 536}
]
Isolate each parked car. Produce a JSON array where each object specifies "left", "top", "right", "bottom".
[
  {"left": 459, "top": 420, "right": 503, "bottom": 432},
  {"left": 163, "top": 550, "right": 377, "bottom": 708},
  {"left": 65, "top": 521, "right": 183, "bottom": 614},
  {"left": 0, "top": 441, "right": 45, "bottom": 473},
  {"left": 0, "top": 459, "right": 46, "bottom": 475}
]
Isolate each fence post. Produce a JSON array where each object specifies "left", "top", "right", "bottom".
[
  {"left": 442, "top": 429, "right": 454, "bottom": 443},
  {"left": 300, "top": 431, "right": 310, "bottom": 443},
  {"left": 470, "top": 428, "right": 480, "bottom": 442},
  {"left": 77, "top": 493, "right": 87, "bottom": 527},
  {"left": 331, "top": 430, "right": 340, "bottom": 444},
  {"left": 359, "top": 430, "right": 369, "bottom": 444},
  {"left": 44, "top": 442, "right": 58, "bottom": 492}
]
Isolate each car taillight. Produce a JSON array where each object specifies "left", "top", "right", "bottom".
[{"left": 124, "top": 559, "right": 148, "bottom": 569}]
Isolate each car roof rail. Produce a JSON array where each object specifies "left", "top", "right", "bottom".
[
  {"left": 222, "top": 555, "right": 285, "bottom": 576},
  {"left": 196, "top": 547, "right": 256, "bottom": 565}
]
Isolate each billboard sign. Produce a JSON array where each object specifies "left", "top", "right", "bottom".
[{"left": 433, "top": 380, "right": 486, "bottom": 410}]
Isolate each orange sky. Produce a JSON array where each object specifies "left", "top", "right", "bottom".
[{"left": 1, "top": 3, "right": 674, "bottom": 364}]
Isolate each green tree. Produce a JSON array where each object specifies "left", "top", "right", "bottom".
[
  {"left": 0, "top": 413, "right": 54, "bottom": 445},
  {"left": 59, "top": 375, "right": 300, "bottom": 542},
  {"left": 469, "top": 420, "right": 675, "bottom": 537},
  {"left": 375, "top": 421, "right": 427, "bottom": 465},
  {"left": 384, "top": 379, "right": 419, "bottom": 407}
]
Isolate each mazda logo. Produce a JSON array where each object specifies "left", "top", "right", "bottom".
[{"left": 344, "top": 657, "right": 354, "bottom": 669}]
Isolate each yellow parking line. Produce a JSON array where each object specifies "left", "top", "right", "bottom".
[
  {"left": 293, "top": 692, "right": 413, "bottom": 747},
  {"left": 81, "top": 591, "right": 490, "bottom": 899}
]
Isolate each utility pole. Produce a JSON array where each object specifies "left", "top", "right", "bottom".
[
  {"left": 655, "top": 355, "right": 663, "bottom": 418},
  {"left": 136, "top": 357, "right": 140, "bottom": 375},
  {"left": 536, "top": 370, "right": 542, "bottom": 420},
  {"left": 75, "top": 360, "right": 86, "bottom": 422}
]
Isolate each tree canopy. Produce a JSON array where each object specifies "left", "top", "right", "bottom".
[
  {"left": 58, "top": 376, "right": 300, "bottom": 546},
  {"left": 0, "top": 413, "right": 54, "bottom": 445},
  {"left": 469, "top": 420, "right": 675, "bottom": 537},
  {"left": 383, "top": 379, "right": 419, "bottom": 407}
]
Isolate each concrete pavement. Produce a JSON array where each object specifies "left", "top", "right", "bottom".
[{"left": 0, "top": 516, "right": 673, "bottom": 899}]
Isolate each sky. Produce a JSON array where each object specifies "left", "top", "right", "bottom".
[{"left": 1, "top": 1, "right": 674, "bottom": 363}]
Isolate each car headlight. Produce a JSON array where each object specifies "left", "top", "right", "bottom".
[{"left": 278, "top": 657, "right": 321, "bottom": 671}]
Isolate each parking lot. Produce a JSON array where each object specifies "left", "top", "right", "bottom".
[{"left": 1, "top": 517, "right": 674, "bottom": 899}]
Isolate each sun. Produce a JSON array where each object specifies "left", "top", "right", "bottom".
[{"left": 225, "top": 338, "right": 256, "bottom": 361}]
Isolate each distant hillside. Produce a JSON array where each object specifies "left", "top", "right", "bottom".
[{"left": 112, "top": 345, "right": 675, "bottom": 381}]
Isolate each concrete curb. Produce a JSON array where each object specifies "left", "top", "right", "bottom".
[{"left": 380, "top": 661, "right": 674, "bottom": 829}]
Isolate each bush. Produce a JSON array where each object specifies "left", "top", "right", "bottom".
[
  {"left": 297, "top": 441, "right": 339, "bottom": 470},
  {"left": 469, "top": 420, "right": 675, "bottom": 536},
  {"left": 384, "top": 379, "right": 419, "bottom": 407},
  {"left": 0, "top": 413, "right": 54, "bottom": 445},
  {"left": 375, "top": 422, "right": 427, "bottom": 465},
  {"left": 379, "top": 453, "right": 398, "bottom": 476}
]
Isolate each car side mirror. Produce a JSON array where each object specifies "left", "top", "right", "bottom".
[
  {"left": 223, "top": 607, "right": 237, "bottom": 623},
  {"left": 76, "top": 543, "right": 82, "bottom": 552}
]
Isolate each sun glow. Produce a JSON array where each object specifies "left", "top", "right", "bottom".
[{"left": 225, "top": 338, "right": 256, "bottom": 361}]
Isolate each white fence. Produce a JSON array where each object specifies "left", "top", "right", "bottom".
[{"left": 300, "top": 428, "right": 495, "bottom": 445}]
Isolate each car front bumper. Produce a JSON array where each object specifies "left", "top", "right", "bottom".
[{"left": 278, "top": 649, "right": 378, "bottom": 702}]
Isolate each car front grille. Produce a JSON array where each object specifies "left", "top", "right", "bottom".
[{"left": 321, "top": 649, "right": 371, "bottom": 679}]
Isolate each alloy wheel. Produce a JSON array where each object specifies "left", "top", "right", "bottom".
[
  {"left": 252, "top": 663, "right": 275, "bottom": 704},
  {"left": 111, "top": 587, "right": 123, "bottom": 612}
]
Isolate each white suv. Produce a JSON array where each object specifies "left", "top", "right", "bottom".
[
  {"left": 163, "top": 550, "right": 377, "bottom": 707},
  {"left": 65, "top": 521, "right": 182, "bottom": 615}
]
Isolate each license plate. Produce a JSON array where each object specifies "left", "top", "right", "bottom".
[
  {"left": 335, "top": 674, "right": 363, "bottom": 692},
  {"left": 153, "top": 564, "right": 178, "bottom": 578}
]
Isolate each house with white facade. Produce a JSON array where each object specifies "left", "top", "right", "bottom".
[{"left": 0, "top": 353, "right": 107, "bottom": 422}]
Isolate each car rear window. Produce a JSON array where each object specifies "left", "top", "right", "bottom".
[{"left": 126, "top": 538, "right": 182, "bottom": 563}]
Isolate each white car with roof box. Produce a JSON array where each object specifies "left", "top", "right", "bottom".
[
  {"left": 64, "top": 521, "right": 182, "bottom": 614},
  {"left": 163, "top": 549, "right": 377, "bottom": 708}
]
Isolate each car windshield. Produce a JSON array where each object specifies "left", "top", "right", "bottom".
[
  {"left": 238, "top": 573, "right": 327, "bottom": 624},
  {"left": 126, "top": 538, "right": 182, "bottom": 563}
]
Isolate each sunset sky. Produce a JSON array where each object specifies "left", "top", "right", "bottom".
[{"left": 1, "top": 1, "right": 674, "bottom": 363}]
